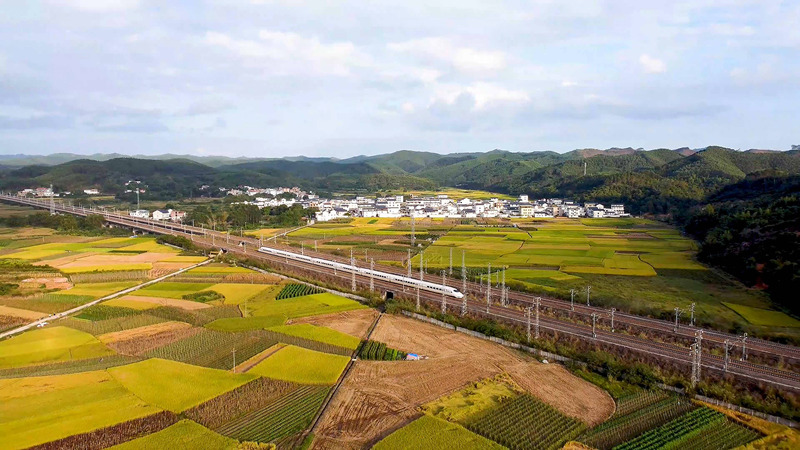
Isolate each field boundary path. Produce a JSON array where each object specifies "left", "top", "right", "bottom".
[
  {"left": 0, "top": 258, "right": 212, "bottom": 340},
  {"left": 305, "top": 310, "right": 384, "bottom": 442}
]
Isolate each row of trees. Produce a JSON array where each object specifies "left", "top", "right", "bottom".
[
  {"left": 0, "top": 211, "right": 124, "bottom": 235},
  {"left": 184, "top": 203, "right": 317, "bottom": 229}
]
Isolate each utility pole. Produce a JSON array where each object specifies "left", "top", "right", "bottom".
[
  {"left": 500, "top": 268, "right": 506, "bottom": 306},
  {"left": 689, "top": 302, "right": 696, "bottom": 327},
  {"left": 741, "top": 333, "right": 748, "bottom": 361},
  {"left": 534, "top": 297, "right": 541, "bottom": 339},
  {"left": 586, "top": 286, "right": 591, "bottom": 306},
  {"left": 49, "top": 184, "right": 54, "bottom": 215},
  {"left": 723, "top": 339, "right": 734, "bottom": 372},
  {"left": 674, "top": 307, "right": 683, "bottom": 332},
  {"left": 461, "top": 250, "right": 466, "bottom": 296},
  {"left": 407, "top": 248, "right": 412, "bottom": 278},
  {"left": 136, "top": 187, "right": 140, "bottom": 210},
  {"left": 301, "top": 242, "right": 304, "bottom": 255},
  {"left": 570, "top": 289, "right": 575, "bottom": 312},
  {"left": 591, "top": 313, "right": 598, "bottom": 338},
  {"left": 232, "top": 348, "right": 236, "bottom": 373},
  {"left": 610, "top": 308, "right": 616, "bottom": 332},
  {"left": 350, "top": 249, "right": 356, "bottom": 292},
  {"left": 416, "top": 260, "right": 422, "bottom": 312},
  {"left": 314, "top": 240, "right": 317, "bottom": 252},
  {"left": 486, "top": 263, "right": 491, "bottom": 313},
  {"left": 441, "top": 270, "right": 447, "bottom": 314},
  {"left": 449, "top": 247, "right": 453, "bottom": 276},
  {"left": 410, "top": 213, "right": 415, "bottom": 247},
  {"left": 526, "top": 306, "right": 532, "bottom": 343},
  {"left": 369, "top": 258, "right": 375, "bottom": 292},
  {"left": 691, "top": 330, "right": 703, "bottom": 388}
]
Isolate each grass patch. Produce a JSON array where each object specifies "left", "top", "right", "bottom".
[
  {"left": 135, "top": 282, "right": 214, "bottom": 299},
  {"left": 723, "top": 303, "right": 800, "bottom": 328},
  {"left": 182, "top": 290, "right": 225, "bottom": 303},
  {"left": 422, "top": 374, "right": 520, "bottom": 424},
  {"left": 246, "top": 292, "right": 367, "bottom": 324},
  {"left": 75, "top": 305, "right": 142, "bottom": 321},
  {"left": 109, "top": 419, "right": 238, "bottom": 450},
  {"left": 0, "top": 370, "right": 160, "bottom": 449},
  {"left": 266, "top": 324, "right": 361, "bottom": 349},
  {"left": 209, "top": 283, "right": 271, "bottom": 305},
  {"left": 249, "top": 345, "right": 349, "bottom": 385},
  {"left": 108, "top": 358, "right": 257, "bottom": 413},
  {"left": 0, "top": 326, "right": 114, "bottom": 369},
  {"left": 374, "top": 415, "right": 505, "bottom": 450}
]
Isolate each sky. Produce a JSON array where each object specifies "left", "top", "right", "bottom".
[{"left": 0, "top": 0, "right": 798, "bottom": 158}]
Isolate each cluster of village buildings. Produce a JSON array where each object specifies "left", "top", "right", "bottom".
[
  {"left": 15, "top": 184, "right": 627, "bottom": 223},
  {"left": 310, "top": 194, "right": 626, "bottom": 221}
]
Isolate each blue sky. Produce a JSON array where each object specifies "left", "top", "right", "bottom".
[{"left": 1, "top": 0, "right": 798, "bottom": 157}]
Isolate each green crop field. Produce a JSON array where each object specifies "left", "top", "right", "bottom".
[
  {"left": 216, "top": 385, "right": 329, "bottom": 443},
  {"left": 266, "top": 324, "right": 361, "bottom": 349},
  {"left": 466, "top": 393, "right": 585, "bottom": 450},
  {"left": 374, "top": 415, "right": 506, "bottom": 450},
  {"left": 0, "top": 326, "right": 114, "bottom": 369},
  {"left": 722, "top": 303, "right": 800, "bottom": 328},
  {"left": 134, "top": 282, "right": 214, "bottom": 299},
  {"left": 422, "top": 375, "right": 520, "bottom": 424},
  {"left": 108, "top": 358, "right": 257, "bottom": 413},
  {"left": 110, "top": 419, "right": 238, "bottom": 450},
  {"left": 144, "top": 329, "right": 279, "bottom": 370},
  {"left": 63, "top": 281, "right": 142, "bottom": 297},
  {"left": 249, "top": 345, "right": 349, "bottom": 385},
  {"left": 61, "top": 263, "right": 153, "bottom": 274},
  {"left": 246, "top": 292, "right": 367, "bottom": 321},
  {"left": 0, "top": 370, "right": 160, "bottom": 450},
  {"left": 186, "top": 265, "right": 254, "bottom": 274},
  {"left": 208, "top": 283, "right": 271, "bottom": 305}
]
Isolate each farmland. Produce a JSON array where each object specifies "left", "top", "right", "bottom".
[
  {"left": 249, "top": 345, "right": 349, "bottom": 385},
  {"left": 374, "top": 415, "right": 506, "bottom": 450},
  {"left": 287, "top": 216, "right": 791, "bottom": 336},
  {"left": 0, "top": 221, "right": 785, "bottom": 449}
]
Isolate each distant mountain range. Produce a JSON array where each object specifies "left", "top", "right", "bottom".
[{"left": 2, "top": 146, "right": 799, "bottom": 213}]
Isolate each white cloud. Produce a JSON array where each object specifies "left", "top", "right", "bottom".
[
  {"left": 430, "top": 82, "right": 529, "bottom": 111},
  {"left": 55, "top": 0, "right": 141, "bottom": 12},
  {"left": 639, "top": 54, "right": 666, "bottom": 74},
  {"left": 388, "top": 37, "right": 506, "bottom": 74},
  {"left": 204, "top": 30, "right": 366, "bottom": 76}
]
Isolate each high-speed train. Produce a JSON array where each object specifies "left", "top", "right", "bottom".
[{"left": 258, "top": 246, "right": 464, "bottom": 299}]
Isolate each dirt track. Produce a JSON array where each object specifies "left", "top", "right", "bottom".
[{"left": 312, "top": 314, "right": 614, "bottom": 449}]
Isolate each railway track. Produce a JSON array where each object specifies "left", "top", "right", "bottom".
[{"left": 3, "top": 195, "right": 800, "bottom": 391}]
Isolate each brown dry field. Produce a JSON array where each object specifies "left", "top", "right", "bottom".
[
  {"left": 57, "top": 252, "right": 177, "bottom": 268},
  {"left": 290, "top": 308, "right": 379, "bottom": 340},
  {"left": 115, "top": 295, "right": 212, "bottom": 311},
  {"left": 98, "top": 321, "right": 191, "bottom": 344},
  {"left": 32, "top": 253, "right": 89, "bottom": 268},
  {"left": 103, "top": 323, "right": 202, "bottom": 355},
  {"left": 312, "top": 314, "right": 614, "bottom": 450},
  {"left": 0, "top": 304, "right": 47, "bottom": 320}
]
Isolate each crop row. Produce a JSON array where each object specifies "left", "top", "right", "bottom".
[
  {"left": 467, "top": 394, "right": 585, "bottom": 450},
  {"left": 186, "top": 377, "right": 301, "bottom": 429},
  {"left": 145, "top": 329, "right": 279, "bottom": 370},
  {"left": 275, "top": 283, "right": 323, "bottom": 300},
  {"left": 615, "top": 407, "right": 726, "bottom": 450},
  {"left": 0, "top": 354, "right": 141, "bottom": 379},
  {"left": 75, "top": 305, "right": 141, "bottom": 321},
  {"left": 580, "top": 396, "right": 697, "bottom": 450},
  {"left": 613, "top": 390, "right": 669, "bottom": 418},
  {"left": 64, "top": 314, "right": 167, "bottom": 335},
  {"left": 216, "top": 385, "right": 329, "bottom": 443},
  {"left": 357, "top": 340, "right": 406, "bottom": 361},
  {"left": 673, "top": 418, "right": 761, "bottom": 450},
  {"left": 67, "top": 270, "right": 148, "bottom": 284},
  {"left": 262, "top": 330, "right": 353, "bottom": 357}
]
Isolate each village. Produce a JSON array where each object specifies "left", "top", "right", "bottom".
[{"left": 13, "top": 185, "right": 627, "bottom": 222}]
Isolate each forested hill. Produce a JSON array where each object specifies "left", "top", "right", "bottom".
[{"left": 2, "top": 145, "right": 800, "bottom": 314}]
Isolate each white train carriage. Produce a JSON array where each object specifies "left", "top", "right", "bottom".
[{"left": 258, "top": 246, "right": 464, "bottom": 298}]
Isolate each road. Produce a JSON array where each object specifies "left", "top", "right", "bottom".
[
  {"left": 2, "top": 194, "right": 799, "bottom": 391},
  {"left": 0, "top": 258, "right": 211, "bottom": 340}
]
